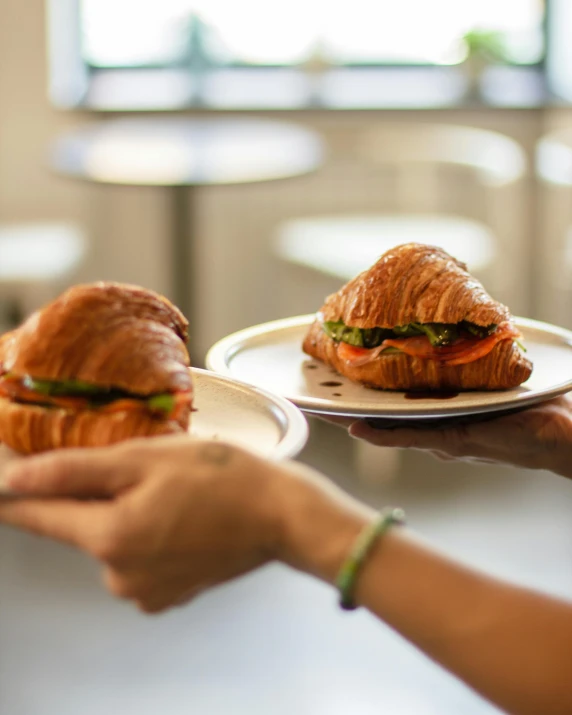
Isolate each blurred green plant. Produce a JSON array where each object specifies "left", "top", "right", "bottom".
[{"left": 462, "top": 29, "right": 509, "bottom": 65}]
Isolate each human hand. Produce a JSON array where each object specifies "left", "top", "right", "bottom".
[
  {"left": 0, "top": 436, "right": 372, "bottom": 613},
  {"left": 0, "top": 438, "right": 290, "bottom": 613},
  {"left": 346, "top": 395, "right": 572, "bottom": 478}
]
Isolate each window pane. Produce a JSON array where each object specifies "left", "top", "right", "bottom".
[
  {"left": 81, "top": 0, "right": 196, "bottom": 66},
  {"left": 547, "top": 0, "right": 572, "bottom": 100},
  {"left": 80, "top": 0, "right": 544, "bottom": 68}
]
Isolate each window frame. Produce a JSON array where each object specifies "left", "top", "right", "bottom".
[{"left": 48, "top": 0, "right": 553, "bottom": 111}]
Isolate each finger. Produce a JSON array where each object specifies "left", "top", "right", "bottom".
[
  {"left": 174, "top": 586, "right": 202, "bottom": 607},
  {"left": 311, "top": 414, "right": 356, "bottom": 429},
  {"left": 349, "top": 420, "right": 452, "bottom": 451},
  {"left": 3, "top": 446, "right": 142, "bottom": 498},
  {"left": 427, "top": 449, "right": 500, "bottom": 466},
  {"left": 105, "top": 566, "right": 204, "bottom": 614},
  {"left": 103, "top": 565, "right": 137, "bottom": 600},
  {"left": 463, "top": 456, "right": 501, "bottom": 465},
  {"left": 102, "top": 565, "right": 176, "bottom": 601},
  {"left": 0, "top": 498, "right": 109, "bottom": 550},
  {"left": 428, "top": 450, "right": 456, "bottom": 462},
  {"left": 136, "top": 583, "right": 205, "bottom": 614}
]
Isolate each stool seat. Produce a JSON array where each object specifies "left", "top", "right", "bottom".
[
  {"left": 0, "top": 223, "right": 85, "bottom": 283},
  {"left": 0, "top": 223, "right": 86, "bottom": 329},
  {"left": 275, "top": 214, "right": 496, "bottom": 282}
]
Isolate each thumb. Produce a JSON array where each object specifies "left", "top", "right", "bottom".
[{"left": 3, "top": 446, "right": 142, "bottom": 498}]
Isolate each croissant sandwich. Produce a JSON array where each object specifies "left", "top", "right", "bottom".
[
  {"left": 0, "top": 282, "right": 193, "bottom": 454},
  {"left": 303, "top": 243, "right": 532, "bottom": 391}
]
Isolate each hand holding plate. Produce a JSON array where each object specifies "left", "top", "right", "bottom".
[
  {"left": 0, "top": 436, "right": 291, "bottom": 612},
  {"left": 348, "top": 394, "right": 572, "bottom": 477}
]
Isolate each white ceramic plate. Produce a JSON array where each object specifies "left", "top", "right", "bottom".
[
  {"left": 0, "top": 368, "right": 308, "bottom": 493},
  {"left": 189, "top": 368, "right": 308, "bottom": 458},
  {"left": 206, "top": 315, "right": 572, "bottom": 419}
]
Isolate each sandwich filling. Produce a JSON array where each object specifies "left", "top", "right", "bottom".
[
  {"left": 321, "top": 318, "right": 522, "bottom": 368},
  {"left": 0, "top": 374, "right": 192, "bottom": 421}
]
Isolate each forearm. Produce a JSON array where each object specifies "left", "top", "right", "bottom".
[
  {"left": 355, "top": 530, "right": 572, "bottom": 715},
  {"left": 278, "top": 467, "right": 572, "bottom": 715}
]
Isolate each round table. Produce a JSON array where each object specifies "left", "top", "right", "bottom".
[{"left": 50, "top": 116, "right": 325, "bottom": 328}]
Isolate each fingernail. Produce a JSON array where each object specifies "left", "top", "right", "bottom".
[{"left": 347, "top": 423, "right": 361, "bottom": 438}]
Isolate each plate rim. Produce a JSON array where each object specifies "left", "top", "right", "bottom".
[
  {"left": 192, "top": 366, "right": 309, "bottom": 459},
  {"left": 205, "top": 315, "right": 572, "bottom": 419}
]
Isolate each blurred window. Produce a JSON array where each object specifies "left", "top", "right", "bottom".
[
  {"left": 547, "top": 0, "right": 572, "bottom": 101},
  {"left": 80, "top": 0, "right": 544, "bottom": 69}
]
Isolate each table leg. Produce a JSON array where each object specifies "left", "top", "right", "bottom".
[
  {"left": 170, "top": 185, "right": 206, "bottom": 366},
  {"left": 170, "top": 184, "right": 195, "bottom": 323}
]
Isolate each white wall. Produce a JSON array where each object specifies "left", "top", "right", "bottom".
[
  {"left": 0, "top": 0, "right": 171, "bottom": 297},
  {"left": 0, "top": 0, "right": 85, "bottom": 220}
]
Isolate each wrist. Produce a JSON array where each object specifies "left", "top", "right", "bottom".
[{"left": 271, "top": 462, "right": 375, "bottom": 583}]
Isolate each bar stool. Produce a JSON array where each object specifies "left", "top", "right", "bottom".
[
  {"left": 536, "top": 126, "right": 572, "bottom": 327},
  {"left": 0, "top": 222, "right": 86, "bottom": 329},
  {"left": 274, "top": 123, "right": 529, "bottom": 317}
]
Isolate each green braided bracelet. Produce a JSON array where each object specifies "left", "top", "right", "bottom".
[{"left": 336, "top": 507, "right": 406, "bottom": 611}]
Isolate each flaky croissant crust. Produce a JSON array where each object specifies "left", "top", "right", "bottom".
[
  {"left": 0, "top": 282, "right": 192, "bottom": 395},
  {"left": 0, "top": 397, "right": 189, "bottom": 455},
  {"left": 303, "top": 320, "right": 532, "bottom": 391},
  {"left": 319, "top": 243, "right": 510, "bottom": 329},
  {"left": 304, "top": 243, "right": 532, "bottom": 390}
]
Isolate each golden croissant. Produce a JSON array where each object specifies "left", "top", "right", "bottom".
[
  {"left": 0, "top": 282, "right": 193, "bottom": 454},
  {"left": 302, "top": 243, "right": 532, "bottom": 391}
]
